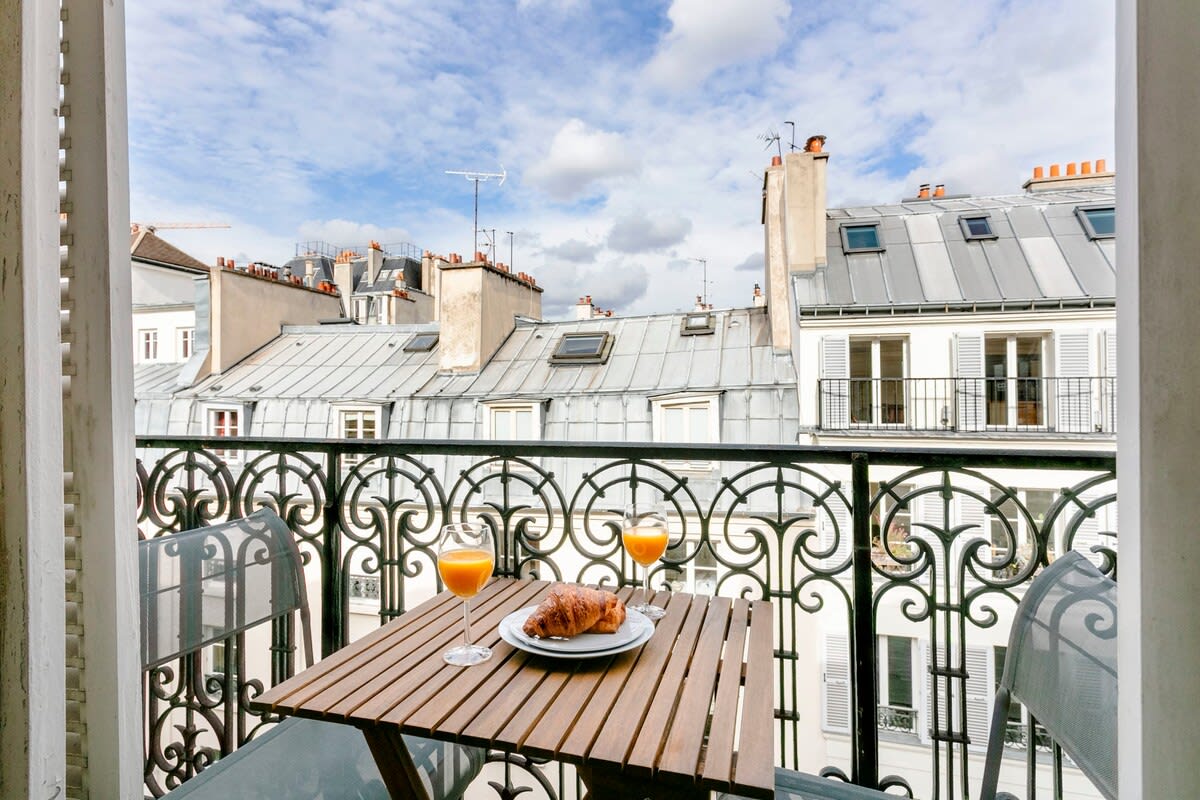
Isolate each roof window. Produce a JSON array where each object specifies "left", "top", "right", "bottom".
[
  {"left": 1076, "top": 206, "right": 1115, "bottom": 239},
  {"left": 680, "top": 313, "right": 715, "bottom": 336},
  {"left": 550, "top": 332, "right": 612, "bottom": 364},
  {"left": 959, "top": 215, "right": 997, "bottom": 240},
  {"left": 840, "top": 223, "right": 883, "bottom": 253},
  {"left": 402, "top": 332, "right": 439, "bottom": 352}
]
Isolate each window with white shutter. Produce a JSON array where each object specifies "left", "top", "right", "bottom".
[
  {"left": 820, "top": 336, "right": 850, "bottom": 429},
  {"left": 817, "top": 490, "right": 853, "bottom": 569},
  {"left": 1101, "top": 327, "right": 1117, "bottom": 432},
  {"left": 1054, "top": 331, "right": 1093, "bottom": 432},
  {"left": 822, "top": 633, "right": 851, "bottom": 733},
  {"left": 964, "top": 646, "right": 994, "bottom": 750},
  {"left": 954, "top": 334, "right": 985, "bottom": 431}
]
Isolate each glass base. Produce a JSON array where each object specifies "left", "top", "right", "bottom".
[
  {"left": 630, "top": 602, "right": 666, "bottom": 620},
  {"left": 443, "top": 643, "right": 492, "bottom": 666}
]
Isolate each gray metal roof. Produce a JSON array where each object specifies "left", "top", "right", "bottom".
[
  {"left": 797, "top": 186, "right": 1116, "bottom": 311},
  {"left": 135, "top": 362, "right": 187, "bottom": 397}
]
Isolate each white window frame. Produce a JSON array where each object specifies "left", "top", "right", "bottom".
[
  {"left": 177, "top": 327, "right": 194, "bottom": 360},
  {"left": 663, "top": 538, "right": 720, "bottom": 595},
  {"left": 987, "top": 487, "right": 1055, "bottom": 566},
  {"left": 206, "top": 404, "right": 246, "bottom": 463},
  {"left": 333, "top": 403, "right": 384, "bottom": 466},
  {"left": 481, "top": 401, "right": 543, "bottom": 441},
  {"left": 848, "top": 336, "right": 908, "bottom": 427},
  {"left": 651, "top": 392, "right": 720, "bottom": 471},
  {"left": 353, "top": 297, "right": 370, "bottom": 325},
  {"left": 376, "top": 297, "right": 387, "bottom": 325},
  {"left": 984, "top": 333, "right": 1048, "bottom": 429},
  {"left": 139, "top": 328, "right": 158, "bottom": 361}
]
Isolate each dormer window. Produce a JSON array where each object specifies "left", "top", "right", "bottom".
[
  {"left": 959, "top": 215, "right": 997, "bottom": 240},
  {"left": 550, "top": 332, "right": 612, "bottom": 364},
  {"left": 680, "top": 313, "right": 715, "bottom": 336},
  {"left": 1076, "top": 206, "right": 1115, "bottom": 239},
  {"left": 403, "top": 332, "right": 439, "bottom": 352},
  {"left": 840, "top": 223, "right": 883, "bottom": 253}
]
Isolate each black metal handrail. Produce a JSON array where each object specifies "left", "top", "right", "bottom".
[
  {"left": 135, "top": 436, "right": 1117, "bottom": 800},
  {"left": 818, "top": 377, "right": 1117, "bottom": 434}
]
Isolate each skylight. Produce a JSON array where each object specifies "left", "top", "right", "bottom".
[
  {"left": 1077, "top": 207, "right": 1115, "bottom": 239},
  {"left": 402, "top": 333, "right": 439, "bottom": 352},
  {"left": 841, "top": 224, "right": 883, "bottom": 253},
  {"left": 959, "top": 215, "right": 996, "bottom": 240},
  {"left": 680, "top": 313, "right": 715, "bottom": 336},
  {"left": 550, "top": 332, "right": 612, "bottom": 364}
]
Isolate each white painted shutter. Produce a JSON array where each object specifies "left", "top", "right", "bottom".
[
  {"left": 957, "top": 494, "right": 990, "bottom": 583},
  {"left": 1069, "top": 486, "right": 1105, "bottom": 566},
  {"left": 821, "top": 336, "right": 850, "bottom": 429},
  {"left": 1102, "top": 327, "right": 1117, "bottom": 431},
  {"left": 818, "top": 491, "right": 853, "bottom": 569},
  {"left": 822, "top": 633, "right": 851, "bottom": 733},
  {"left": 1055, "top": 331, "right": 1093, "bottom": 433},
  {"left": 964, "top": 646, "right": 994, "bottom": 750},
  {"left": 955, "top": 334, "right": 985, "bottom": 431},
  {"left": 923, "top": 643, "right": 950, "bottom": 745}
]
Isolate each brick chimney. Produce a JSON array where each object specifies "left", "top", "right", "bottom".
[
  {"left": 762, "top": 134, "right": 828, "bottom": 350},
  {"left": 438, "top": 254, "right": 543, "bottom": 372},
  {"left": 366, "top": 240, "right": 385, "bottom": 285}
]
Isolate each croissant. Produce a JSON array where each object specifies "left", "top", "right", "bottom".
[{"left": 522, "top": 584, "right": 627, "bottom": 638}]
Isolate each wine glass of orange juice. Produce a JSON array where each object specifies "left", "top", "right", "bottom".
[
  {"left": 622, "top": 504, "right": 669, "bottom": 620},
  {"left": 437, "top": 522, "right": 495, "bottom": 666}
]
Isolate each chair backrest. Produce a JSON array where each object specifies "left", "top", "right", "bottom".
[
  {"left": 139, "top": 508, "right": 314, "bottom": 671},
  {"left": 981, "top": 551, "right": 1117, "bottom": 800}
]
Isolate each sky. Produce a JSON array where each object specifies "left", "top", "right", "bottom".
[{"left": 126, "top": 0, "right": 1116, "bottom": 319}]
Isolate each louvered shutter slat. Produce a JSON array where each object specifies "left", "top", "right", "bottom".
[
  {"left": 821, "top": 336, "right": 850, "bottom": 429},
  {"left": 955, "top": 335, "right": 985, "bottom": 431},
  {"left": 1055, "top": 331, "right": 1093, "bottom": 433},
  {"left": 964, "top": 646, "right": 994, "bottom": 750},
  {"left": 823, "top": 633, "right": 851, "bottom": 733}
]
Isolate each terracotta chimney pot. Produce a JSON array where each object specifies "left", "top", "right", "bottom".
[
  {"left": 1066, "top": 162, "right": 1078, "bottom": 176},
  {"left": 1049, "top": 164, "right": 1061, "bottom": 177},
  {"left": 1096, "top": 158, "right": 1107, "bottom": 173},
  {"left": 934, "top": 184, "right": 945, "bottom": 198},
  {"left": 771, "top": 156, "right": 782, "bottom": 167},
  {"left": 1033, "top": 166, "right": 1045, "bottom": 179},
  {"left": 918, "top": 184, "right": 931, "bottom": 200},
  {"left": 803, "top": 134, "right": 826, "bottom": 153}
]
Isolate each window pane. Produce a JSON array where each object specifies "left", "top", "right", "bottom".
[
  {"left": 887, "top": 637, "right": 913, "bottom": 708},
  {"left": 515, "top": 410, "right": 532, "bottom": 439},
  {"left": 664, "top": 407, "right": 685, "bottom": 441},
  {"left": 688, "top": 406, "right": 709, "bottom": 443},
  {"left": 965, "top": 217, "right": 992, "bottom": 237},
  {"left": 228, "top": 412, "right": 238, "bottom": 436},
  {"left": 557, "top": 334, "right": 605, "bottom": 356},
  {"left": 493, "top": 410, "right": 511, "bottom": 439},
  {"left": 850, "top": 339, "right": 872, "bottom": 423},
  {"left": 1083, "top": 208, "right": 1115, "bottom": 236},
  {"left": 850, "top": 340, "right": 872, "bottom": 379},
  {"left": 362, "top": 414, "right": 376, "bottom": 438},
  {"left": 844, "top": 225, "right": 880, "bottom": 250},
  {"left": 1015, "top": 337, "right": 1041, "bottom": 378},
  {"left": 343, "top": 413, "right": 359, "bottom": 439},
  {"left": 879, "top": 340, "right": 904, "bottom": 378}
]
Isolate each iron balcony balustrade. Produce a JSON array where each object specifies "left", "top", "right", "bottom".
[
  {"left": 818, "top": 376, "right": 1117, "bottom": 434},
  {"left": 135, "top": 435, "right": 1116, "bottom": 800}
]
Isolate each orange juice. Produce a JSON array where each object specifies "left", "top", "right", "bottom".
[
  {"left": 622, "top": 526, "right": 669, "bottom": 567},
  {"left": 438, "top": 549, "right": 494, "bottom": 597}
]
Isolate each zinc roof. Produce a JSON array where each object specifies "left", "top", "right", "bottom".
[{"left": 798, "top": 186, "right": 1116, "bottom": 311}]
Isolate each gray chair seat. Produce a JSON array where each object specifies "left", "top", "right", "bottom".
[
  {"left": 160, "top": 716, "right": 484, "bottom": 800},
  {"left": 719, "top": 767, "right": 898, "bottom": 799}
]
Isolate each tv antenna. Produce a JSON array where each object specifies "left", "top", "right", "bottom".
[
  {"left": 757, "top": 130, "right": 782, "bottom": 160},
  {"left": 445, "top": 166, "right": 506, "bottom": 258},
  {"left": 784, "top": 121, "right": 796, "bottom": 152},
  {"left": 505, "top": 231, "right": 515, "bottom": 270},
  {"left": 137, "top": 222, "right": 231, "bottom": 233},
  {"left": 689, "top": 257, "right": 709, "bottom": 307}
]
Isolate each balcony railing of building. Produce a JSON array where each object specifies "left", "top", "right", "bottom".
[
  {"left": 135, "top": 436, "right": 1116, "bottom": 800},
  {"left": 818, "top": 377, "right": 1117, "bottom": 434}
]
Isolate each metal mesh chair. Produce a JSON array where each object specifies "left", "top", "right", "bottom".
[
  {"left": 720, "top": 551, "right": 1117, "bottom": 800},
  {"left": 141, "top": 508, "right": 484, "bottom": 799}
]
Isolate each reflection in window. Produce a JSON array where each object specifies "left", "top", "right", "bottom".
[
  {"left": 841, "top": 224, "right": 883, "bottom": 252},
  {"left": 985, "top": 335, "right": 1043, "bottom": 427},
  {"left": 1077, "top": 207, "right": 1115, "bottom": 239},
  {"left": 850, "top": 337, "right": 906, "bottom": 425}
]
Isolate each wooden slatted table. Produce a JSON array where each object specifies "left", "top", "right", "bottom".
[{"left": 252, "top": 578, "right": 775, "bottom": 800}]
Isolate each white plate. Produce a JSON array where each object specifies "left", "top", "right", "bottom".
[{"left": 499, "top": 606, "right": 654, "bottom": 658}]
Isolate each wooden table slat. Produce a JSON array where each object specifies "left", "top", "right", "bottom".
[
  {"left": 255, "top": 587, "right": 464, "bottom": 709},
  {"left": 347, "top": 581, "right": 548, "bottom": 721},
  {"left": 654, "top": 595, "right": 734, "bottom": 781},
  {"left": 556, "top": 590, "right": 689, "bottom": 762},
  {"left": 731, "top": 600, "right": 776, "bottom": 796},
  {"left": 587, "top": 593, "right": 708, "bottom": 771},
  {"left": 699, "top": 597, "right": 752, "bottom": 787}
]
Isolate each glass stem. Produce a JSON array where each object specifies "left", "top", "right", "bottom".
[
  {"left": 463, "top": 598, "right": 472, "bottom": 648},
  {"left": 642, "top": 567, "right": 651, "bottom": 605}
]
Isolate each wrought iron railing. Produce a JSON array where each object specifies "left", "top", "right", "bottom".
[
  {"left": 818, "top": 377, "right": 1117, "bottom": 434},
  {"left": 135, "top": 436, "right": 1116, "bottom": 799}
]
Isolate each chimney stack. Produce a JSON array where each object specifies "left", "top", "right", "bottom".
[
  {"left": 762, "top": 133, "right": 828, "bottom": 351},
  {"left": 1024, "top": 159, "right": 1114, "bottom": 192}
]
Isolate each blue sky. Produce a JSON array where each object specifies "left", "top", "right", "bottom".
[{"left": 126, "top": 0, "right": 1115, "bottom": 318}]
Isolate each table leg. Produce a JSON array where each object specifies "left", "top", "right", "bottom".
[
  {"left": 577, "top": 764, "right": 710, "bottom": 800},
  {"left": 360, "top": 724, "right": 433, "bottom": 800}
]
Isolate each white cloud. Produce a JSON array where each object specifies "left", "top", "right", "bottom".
[
  {"left": 296, "top": 219, "right": 415, "bottom": 248},
  {"left": 644, "top": 0, "right": 790, "bottom": 89},
  {"left": 542, "top": 238, "right": 602, "bottom": 264},
  {"left": 539, "top": 260, "right": 650, "bottom": 318},
  {"left": 734, "top": 251, "right": 763, "bottom": 272},
  {"left": 607, "top": 211, "right": 693, "bottom": 253},
  {"left": 525, "top": 119, "right": 640, "bottom": 201}
]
